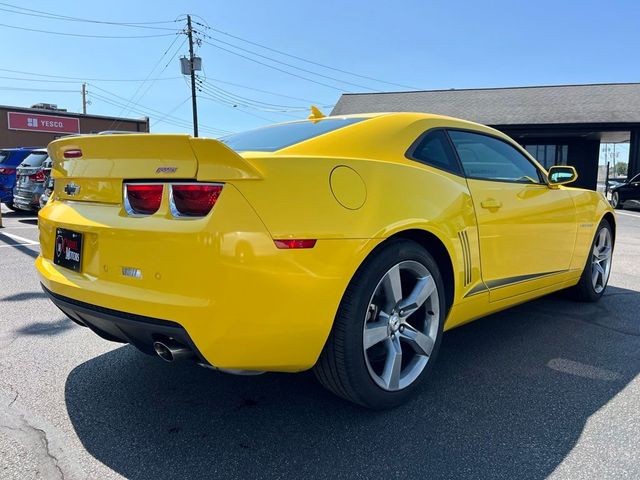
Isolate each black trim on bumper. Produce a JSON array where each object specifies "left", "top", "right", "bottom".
[{"left": 41, "top": 284, "right": 208, "bottom": 364}]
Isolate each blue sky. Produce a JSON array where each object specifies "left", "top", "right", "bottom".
[{"left": 2, "top": 0, "right": 639, "bottom": 136}]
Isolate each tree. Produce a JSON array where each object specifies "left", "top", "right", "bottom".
[{"left": 615, "top": 162, "right": 628, "bottom": 176}]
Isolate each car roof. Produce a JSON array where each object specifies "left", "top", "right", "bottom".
[{"left": 264, "top": 111, "right": 512, "bottom": 161}]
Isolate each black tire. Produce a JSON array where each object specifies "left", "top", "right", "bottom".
[
  {"left": 569, "top": 219, "right": 613, "bottom": 302},
  {"left": 611, "top": 192, "right": 623, "bottom": 210},
  {"left": 3, "top": 201, "right": 16, "bottom": 211},
  {"left": 314, "top": 239, "right": 446, "bottom": 409}
]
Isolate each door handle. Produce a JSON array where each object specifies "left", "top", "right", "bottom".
[{"left": 481, "top": 198, "right": 502, "bottom": 209}]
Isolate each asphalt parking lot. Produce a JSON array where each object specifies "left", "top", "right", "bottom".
[{"left": 1, "top": 204, "right": 639, "bottom": 480}]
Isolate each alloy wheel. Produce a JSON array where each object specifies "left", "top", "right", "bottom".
[
  {"left": 362, "top": 260, "right": 440, "bottom": 391},
  {"left": 591, "top": 227, "right": 612, "bottom": 294},
  {"left": 611, "top": 192, "right": 619, "bottom": 208}
]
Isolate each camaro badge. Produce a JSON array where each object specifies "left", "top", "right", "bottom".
[
  {"left": 64, "top": 183, "right": 80, "bottom": 196},
  {"left": 156, "top": 167, "right": 177, "bottom": 174}
]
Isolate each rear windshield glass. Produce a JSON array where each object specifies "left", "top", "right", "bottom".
[
  {"left": 21, "top": 152, "right": 48, "bottom": 167},
  {"left": 0, "top": 151, "right": 9, "bottom": 165},
  {"left": 220, "top": 118, "right": 366, "bottom": 152}
]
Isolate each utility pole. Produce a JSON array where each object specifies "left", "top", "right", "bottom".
[
  {"left": 81, "top": 82, "right": 87, "bottom": 114},
  {"left": 186, "top": 15, "right": 199, "bottom": 137}
]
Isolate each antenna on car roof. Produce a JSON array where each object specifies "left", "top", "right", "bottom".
[{"left": 308, "top": 105, "right": 326, "bottom": 120}]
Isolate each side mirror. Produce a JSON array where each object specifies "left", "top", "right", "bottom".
[{"left": 548, "top": 165, "right": 578, "bottom": 186}]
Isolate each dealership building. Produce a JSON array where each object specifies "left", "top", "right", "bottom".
[
  {"left": 331, "top": 83, "right": 640, "bottom": 190},
  {"left": 0, "top": 103, "right": 149, "bottom": 149}
]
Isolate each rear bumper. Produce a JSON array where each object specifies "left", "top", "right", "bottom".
[
  {"left": 12, "top": 188, "right": 42, "bottom": 210},
  {"left": 42, "top": 284, "right": 208, "bottom": 364},
  {"left": 36, "top": 187, "right": 376, "bottom": 372}
]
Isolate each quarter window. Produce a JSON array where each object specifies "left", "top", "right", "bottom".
[
  {"left": 448, "top": 130, "right": 542, "bottom": 184},
  {"left": 408, "top": 130, "right": 461, "bottom": 174}
]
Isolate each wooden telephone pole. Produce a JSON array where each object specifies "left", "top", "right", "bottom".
[{"left": 186, "top": 15, "right": 199, "bottom": 137}]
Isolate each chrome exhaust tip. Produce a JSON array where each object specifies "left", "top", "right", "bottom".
[{"left": 153, "top": 340, "right": 192, "bottom": 362}]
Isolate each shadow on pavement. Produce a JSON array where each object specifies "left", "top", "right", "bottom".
[
  {"left": 16, "top": 318, "right": 76, "bottom": 337},
  {"left": 1, "top": 291, "right": 47, "bottom": 302},
  {"left": 18, "top": 218, "right": 38, "bottom": 225},
  {"left": 65, "top": 287, "right": 640, "bottom": 479},
  {"left": 0, "top": 242, "right": 39, "bottom": 259},
  {"left": 0, "top": 209, "right": 37, "bottom": 218}
]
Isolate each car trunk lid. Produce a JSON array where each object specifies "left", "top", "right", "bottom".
[{"left": 47, "top": 134, "right": 262, "bottom": 204}]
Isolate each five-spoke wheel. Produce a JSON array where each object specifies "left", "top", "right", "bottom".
[
  {"left": 591, "top": 226, "right": 612, "bottom": 294},
  {"left": 314, "top": 240, "right": 445, "bottom": 409},
  {"left": 362, "top": 261, "right": 439, "bottom": 391},
  {"left": 571, "top": 219, "right": 614, "bottom": 302}
]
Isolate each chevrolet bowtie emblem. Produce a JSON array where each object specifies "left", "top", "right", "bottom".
[{"left": 64, "top": 183, "right": 80, "bottom": 196}]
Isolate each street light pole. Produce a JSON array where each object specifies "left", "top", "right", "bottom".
[{"left": 186, "top": 15, "right": 199, "bottom": 137}]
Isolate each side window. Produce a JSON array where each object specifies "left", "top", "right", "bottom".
[
  {"left": 408, "top": 129, "right": 461, "bottom": 175},
  {"left": 448, "top": 130, "right": 542, "bottom": 184}
]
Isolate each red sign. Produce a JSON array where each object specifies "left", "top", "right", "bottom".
[{"left": 7, "top": 111, "right": 80, "bottom": 134}]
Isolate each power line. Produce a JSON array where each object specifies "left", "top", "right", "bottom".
[
  {"left": 198, "top": 32, "right": 377, "bottom": 92},
  {"left": 0, "top": 2, "right": 178, "bottom": 28},
  {"left": 193, "top": 21, "right": 419, "bottom": 90},
  {"left": 198, "top": 94, "right": 280, "bottom": 124},
  {"left": 151, "top": 96, "right": 191, "bottom": 127},
  {"left": 89, "top": 91, "right": 230, "bottom": 136},
  {"left": 0, "top": 86, "right": 77, "bottom": 93},
  {"left": 0, "top": 22, "right": 180, "bottom": 38},
  {"left": 136, "top": 36, "right": 188, "bottom": 102},
  {"left": 200, "top": 39, "right": 346, "bottom": 92},
  {"left": 0, "top": 74, "right": 179, "bottom": 84},
  {"left": 196, "top": 78, "right": 309, "bottom": 111},
  {"left": 88, "top": 85, "right": 232, "bottom": 134},
  {"left": 111, "top": 34, "right": 185, "bottom": 123},
  {"left": 204, "top": 76, "right": 325, "bottom": 104},
  {"left": 196, "top": 85, "right": 302, "bottom": 119},
  {"left": 0, "top": 68, "right": 181, "bottom": 82}
]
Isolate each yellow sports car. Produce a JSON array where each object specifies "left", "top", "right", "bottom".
[{"left": 37, "top": 112, "right": 615, "bottom": 408}]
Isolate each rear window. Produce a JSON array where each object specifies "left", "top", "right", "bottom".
[
  {"left": 0, "top": 151, "right": 9, "bottom": 165},
  {"left": 21, "top": 152, "right": 48, "bottom": 167},
  {"left": 220, "top": 118, "right": 366, "bottom": 152}
]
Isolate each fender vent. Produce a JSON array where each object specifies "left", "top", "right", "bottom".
[{"left": 458, "top": 230, "right": 472, "bottom": 286}]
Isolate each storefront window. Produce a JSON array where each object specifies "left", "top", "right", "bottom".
[{"left": 524, "top": 144, "right": 568, "bottom": 169}]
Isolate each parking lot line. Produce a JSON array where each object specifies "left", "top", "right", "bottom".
[
  {"left": 0, "top": 231, "right": 39, "bottom": 246},
  {"left": 616, "top": 211, "right": 640, "bottom": 219},
  {"left": 0, "top": 243, "right": 39, "bottom": 248}
]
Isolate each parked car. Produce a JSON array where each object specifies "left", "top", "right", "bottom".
[
  {"left": 0, "top": 147, "right": 40, "bottom": 210},
  {"left": 13, "top": 150, "right": 51, "bottom": 212},
  {"left": 38, "top": 114, "right": 615, "bottom": 408},
  {"left": 610, "top": 173, "right": 640, "bottom": 209},
  {"left": 39, "top": 169, "right": 55, "bottom": 209}
]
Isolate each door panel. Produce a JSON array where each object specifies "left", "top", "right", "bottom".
[{"left": 467, "top": 179, "right": 577, "bottom": 301}]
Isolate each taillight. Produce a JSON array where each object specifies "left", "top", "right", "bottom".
[
  {"left": 124, "top": 183, "right": 163, "bottom": 215},
  {"left": 0, "top": 168, "right": 16, "bottom": 175},
  {"left": 274, "top": 239, "right": 317, "bottom": 249},
  {"left": 170, "top": 183, "right": 222, "bottom": 217},
  {"left": 29, "top": 170, "right": 46, "bottom": 182}
]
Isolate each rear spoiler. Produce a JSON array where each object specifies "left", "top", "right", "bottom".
[
  {"left": 190, "top": 137, "right": 263, "bottom": 181},
  {"left": 47, "top": 134, "right": 262, "bottom": 181}
]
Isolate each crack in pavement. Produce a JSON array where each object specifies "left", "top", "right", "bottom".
[{"left": 0, "top": 391, "right": 82, "bottom": 480}]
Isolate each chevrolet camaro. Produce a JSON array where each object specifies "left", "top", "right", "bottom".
[{"left": 37, "top": 112, "right": 615, "bottom": 408}]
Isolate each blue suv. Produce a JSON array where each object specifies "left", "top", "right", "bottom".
[{"left": 0, "top": 147, "right": 41, "bottom": 210}]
